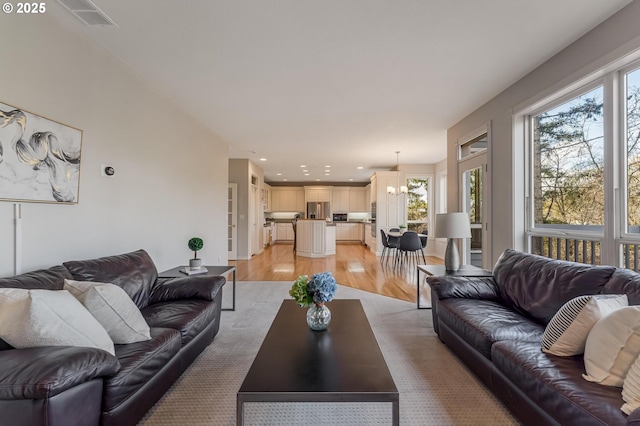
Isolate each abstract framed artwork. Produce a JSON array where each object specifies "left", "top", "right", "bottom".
[{"left": 0, "top": 101, "right": 83, "bottom": 204}]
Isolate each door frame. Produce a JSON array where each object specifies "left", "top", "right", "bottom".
[
  {"left": 457, "top": 123, "right": 492, "bottom": 270},
  {"left": 227, "top": 183, "right": 237, "bottom": 260}
]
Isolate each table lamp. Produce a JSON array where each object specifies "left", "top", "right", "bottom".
[{"left": 435, "top": 213, "right": 472, "bottom": 271}]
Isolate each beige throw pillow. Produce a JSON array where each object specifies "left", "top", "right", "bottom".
[
  {"left": 0, "top": 288, "right": 115, "bottom": 355},
  {"left": 583, "top": 306, "right": 640, "bottom": 387},
  {"left": 542, "top": 294, "right": 628, "bottom": 356},
  {"left": 622, "top": 354, "right": 640, "bottom": 415},
  {"left": 64, "top": 279, "right": 151, "bottom": 344}
]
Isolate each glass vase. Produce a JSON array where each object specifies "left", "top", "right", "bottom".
[{"left": 307, "top": 303, "right": 331, "bottom": 331}]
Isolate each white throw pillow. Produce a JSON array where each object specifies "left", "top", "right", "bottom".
[
  {"left": 64, "top": 279, "right": 151, "bottom": 344},
  {"left": 583, "top": 306, "right": 640, "bottom": 387},
  {"left": 542, "top": 294, "right": 628, "bottom": 356},
  {"left": 622, "top": 354, "right": 640, "bottom": 415},
  {"left": 0, "top": 288, "right": 115, "bottom": 355}
]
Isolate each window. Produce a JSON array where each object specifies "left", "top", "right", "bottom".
[
  {"left": 626, "top": 67, "right": 640, "bottom": 235},
  {"left": 523, "top": 57, "right": 640, "bottom": 270},
  {"left": 532, "top": 86, "right": 604, "bottom": 229},
  {"left": 406, "top": 178, "right": 430, "bottom": 234}
]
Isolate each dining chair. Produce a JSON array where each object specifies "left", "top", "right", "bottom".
[
  {"left": 419, "top": 231, "right": 428, "bottom": 263},
  {"left": 395, "top": 231, "right": 423, "bottom": 267},
  {"left": 380, "top": 229, "right": 397, "bottom": 265}
]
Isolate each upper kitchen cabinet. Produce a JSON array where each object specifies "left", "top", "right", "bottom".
[
  {"left": 332, "top": 188, "right": 349, "bottom": 213},
  {"left": 348, "top": 188, "right": 367, "bottom": 212},
  {"left": 261, "top": 183, "right": 271, "bottom": 212},
  {"left": 271, "top": 187, "right": 305, "bottom": 212},
  {"left": 305, "top": 186, "right": 331, "bottom": 203}
]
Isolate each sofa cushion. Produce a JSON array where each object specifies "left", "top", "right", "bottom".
[
  {"left": 141, "top": 300, "right": 219, "bottom": 347},
  {"left": 436, "top": 298, "right": 544, "bottom": 359},
  {"left": 583, "top": 306, "right": 640, "bottom": 387},
  {"left": 493, "top": 249, "right": 616, "bottom": 325},
  {"left": 0, "top": 289, "right": 115, "bottom": 355},
  {"left": 492, "top": 340, "right": 628, "bottom": 425},
  {"left": 623, "top": 354, "right": 640, "bottom": 415},
  {"left": 604, "top": 268, "right": 640, "bottom": 305},
  {"left": 64, "top": 280, "right": 151, "bottom": 344},
  {"left": 0, "top": 265, "right": 72, "bottom": 290},
  {"left": 542, "top": 294, "right": 628, "bottom": 356},
  {"left": 63, "top": 250, "right": 158, "bottom": 309},
  {"left": 102, "top": 327, "right": 181, "bottom": 412}
]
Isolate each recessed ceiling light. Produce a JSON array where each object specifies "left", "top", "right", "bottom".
[
  {"left": 303, "top": 169, "right": 308, "bottom": 172},
  {"left": 300, "top": 165, "right": 306, "bottom": 168},
  {"left": 357, "top": 166, "right": 364, "bottom": 170},
  {"left": 276, "top": 173, "right": 282, "bottom": 176},
  {"left": 325, "top": 165, "right": 331, "bottom": 168},
  {"left": 324, "top": 170, "right": 330, "bottom": 173},
  {"left": 283, "top": 178, "right": 288, "bottom": 181},
  {"left": 259, "top": 158, "right": 267, "bottom": 161},
  {"left": 325, "top": 173, "right": 330, "bottom": 176},
  {"left": 304, "top": 173, "right": 310, "bottom": 176},
  {"left": 316, "top": 179, "right": 320, "bottom": 181},
  {"left": 349, "top": 178, "right": 354, "bottom": 181}
]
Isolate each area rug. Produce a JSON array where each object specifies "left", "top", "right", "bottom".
[{"left": 139, "top": 281, "right": 518, "bottom": 425}]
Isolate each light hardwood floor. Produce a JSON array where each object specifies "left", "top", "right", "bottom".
[{"left": 229, "top": 242, "right": 443, "bottom": 304}]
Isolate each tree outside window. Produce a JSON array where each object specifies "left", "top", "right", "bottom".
[{"left": 406, "top": 178, "right": 429, "bottom": 234}]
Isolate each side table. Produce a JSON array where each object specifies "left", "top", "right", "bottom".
[
  {"left": 416, "top": 264, "right": 492, "bottom": 309},
  {"left": 159, "top": 265, "right": 236, "bottom": 311}
]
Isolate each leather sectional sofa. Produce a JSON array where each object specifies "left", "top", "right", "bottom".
[
  {"left": 0, "top": 249, "right": 225, "bottom": 426},
  {"left": 429, "top": 249, "right": 640, "bottom": 426}
]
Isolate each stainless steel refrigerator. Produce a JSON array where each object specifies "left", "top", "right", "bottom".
[{"left": 307, "top": 202, "right": 330, "bottom": 219}]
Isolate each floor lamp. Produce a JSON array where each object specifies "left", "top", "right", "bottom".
[{"left": 435, "top": 213, "right": 471, "bottom": 271}]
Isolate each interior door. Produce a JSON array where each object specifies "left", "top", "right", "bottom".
[
  {"left": 458, "top": 128, "right": 490, "bottom": 269},
  {"left": 460, "top": 163, "right": 486, "bottom": 267},
  {"left": 227, "top": 183, "right": 237, "bottom": 260}
]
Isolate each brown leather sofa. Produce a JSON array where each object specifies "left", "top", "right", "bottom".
[
  {"left": 429, "top": 249, "right": 640, "bottom": 426},
  {"left": 0, "top": 249, "right": 225, "bottom": 426}
]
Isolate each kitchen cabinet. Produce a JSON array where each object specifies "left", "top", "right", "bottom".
[
  {"left": 261, "top": 184, "right": 271, "bottom": 211},
  {"left": 349, "top": 188, "right": 367, "bottom": 212},
  {"left": 335, "top": 223, "right": 363, "bottom": 241},
  {"left": 275, "top": 223, "right": 295, "bottom": 241},
  {"left": 332, "top": 188, "right": 349, "bottom": 212},
  {"left": 271, "top": 187, "right": 305, "bottom": 212},
  {"left": 305, "top": 186, "right": 332, "bottom": 203}
]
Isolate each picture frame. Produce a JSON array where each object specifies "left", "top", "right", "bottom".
[{"left": 0, "top": 101, "right": 83, "bottom": 204}]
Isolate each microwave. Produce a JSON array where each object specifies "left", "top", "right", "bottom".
[{"left": 332, "top": 213, "right": 348, "bottom": 222}]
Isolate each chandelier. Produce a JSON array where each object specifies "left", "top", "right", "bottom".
[{"left": 387, "top": 151, "right": 407, "bottom": 195}]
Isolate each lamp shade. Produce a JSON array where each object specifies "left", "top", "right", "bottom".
[{"left": 435, "top": 213, "right": 471, "bottom": 239}]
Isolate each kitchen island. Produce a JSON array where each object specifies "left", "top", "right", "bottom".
[{"left": 295, "top": 219, "right": 336, "bottom": 258}]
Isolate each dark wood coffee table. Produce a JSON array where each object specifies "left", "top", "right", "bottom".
[{"left": 237, "top": 299, "right": 399, "bottom": 425}]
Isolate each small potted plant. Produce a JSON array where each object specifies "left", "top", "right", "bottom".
[
  {"left": 399, "top": 224, "right": 407, "bottom": 234},
  {"left": 188, "top": 237, "right": 204, "bottom": 269}
]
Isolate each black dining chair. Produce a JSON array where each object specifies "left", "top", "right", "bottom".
[
  {"left": 395, "top": 231, "right": 423, "bottom": 267},
  {"left": 380, "top": 229, "right": 398, "bottom": 265},
  {"left": 419, "top": 231, "right": 428, "bottom": 263},
  {"left": 387, "top": 228, "right": 400, "bottom": 251}
]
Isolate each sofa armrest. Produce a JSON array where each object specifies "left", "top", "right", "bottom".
[
  {"left": 149, "top": 275, "right": 225, "bottom": 304},
  {"left": 0, "top": 346, "right": 120, "bottom": 400},
  {"left": 428, "top": 276, "right": 500, "bottom": 301}
]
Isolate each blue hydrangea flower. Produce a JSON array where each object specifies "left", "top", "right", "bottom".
[{"left": 306, "top": 272, "right": 337, "bottom": 304}]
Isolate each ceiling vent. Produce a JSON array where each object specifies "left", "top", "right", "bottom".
[{"left": 57, "top": 0, "right": 118, "bottom": 27}]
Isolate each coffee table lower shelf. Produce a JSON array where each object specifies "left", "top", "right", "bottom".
[
  {"left": 236, "top": 299, "right": 399, "bottom": 425},
  {"left": 237, "top": 392, "right": 399, "bottom": 425}
]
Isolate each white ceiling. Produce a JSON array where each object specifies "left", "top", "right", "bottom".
[{"left": 49, "top": 0, "right": 632, "bottom": 184}]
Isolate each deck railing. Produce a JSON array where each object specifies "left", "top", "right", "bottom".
[
  {"left": 623, "top": 243, "right": 640, "bottom": 272},
  {"left": 530, "top": 235, "right": 601, "bottom": 265}
]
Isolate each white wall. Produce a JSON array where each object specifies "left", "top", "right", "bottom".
[
  {"left": 447, "top": 1, "right": 640, "bottom": 266},
  {"left": 0, "top": 14, "right": 229, "bottom": 276}
]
